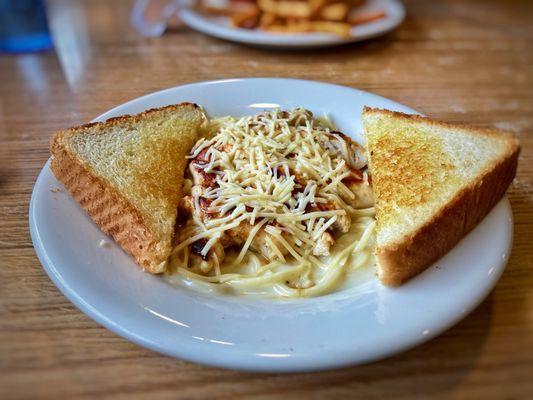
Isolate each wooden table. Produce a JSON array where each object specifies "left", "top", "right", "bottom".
[{"left": 1, "top": 0, "right": 532, "bottom": 398}]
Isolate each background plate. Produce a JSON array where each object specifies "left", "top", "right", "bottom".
[
  {"left": 30, "top": 78, "right": 512, "bottom": 372},
  {"left": 180, "top": 0, "right": 405, "bottom": 48}
]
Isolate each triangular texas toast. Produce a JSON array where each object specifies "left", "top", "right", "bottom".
[
  {"left": 363, "top": 108, "right": 519, "bottom": 286},
  {"left": 50, "top": 103, "right": 204, "bottom": 273}
]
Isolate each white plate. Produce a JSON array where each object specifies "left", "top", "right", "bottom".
[
  {"left": 179, "top": 0, "right": 405, "bottom": 48},
  {"left": 30, "top": 78, "right": 512, "bottom": 372}
]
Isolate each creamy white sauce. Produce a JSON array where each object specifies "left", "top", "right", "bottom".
[{"left": 165, "top": 219, "right": 376, "bottom": 299}]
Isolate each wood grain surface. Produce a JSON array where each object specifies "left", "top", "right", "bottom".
[{"left": 1, "top": 0, "right": 532, "bottom": 398}]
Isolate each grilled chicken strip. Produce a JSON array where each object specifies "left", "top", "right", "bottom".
[
  {"left": 226, "top": 222, "right": 290, "bottom": 261},
  {"left": 342, "top": 166, "right": 374, "bottom": 209},
  {"left": 178, "top": 191, "right": 227, "bottom": 273},
  {"left": 189, "top": 239, "right": 225, "bottom": 274},
  {"left": 315, "top": 201, "right": 351, "bottom": 233},
  {"left": 347, "top": 179, "right": 373, "bottom": 208},
  {"left": 313, "top": 232, "right": 335, "bottom": 257},
  {"left": 189, "top": 163, "right": 215, "bottom": 189},
  {"left": 320, "top": 131, "right": 374, "bottom": 209},
  {"left": 320, "top": 131, "right": 368, "bottom": 170}
]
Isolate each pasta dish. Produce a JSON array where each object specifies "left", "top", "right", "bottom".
[{"left": 167, "top": 108, "right": 375, "bottom": 297}]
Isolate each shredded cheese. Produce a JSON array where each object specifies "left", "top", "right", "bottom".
[{"left": 169, "top": 108, "right": 375, "bottom": 298}]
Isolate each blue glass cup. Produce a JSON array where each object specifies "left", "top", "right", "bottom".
[{"left": 0, "top": 0, "right": 53, "bottom": 53}]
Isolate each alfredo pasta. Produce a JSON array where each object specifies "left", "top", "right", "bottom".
[{"left": 167, "top": 108, "right": 376, "bottom": 297}]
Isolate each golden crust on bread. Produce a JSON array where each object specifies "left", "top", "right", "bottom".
[
  {"left": 50, "top": 143, "right": 169, "bottom": 271},
  {"left": 363, "top": 107, "right": 520, "bottom": 286},
  {"left": 375, "top": 150, "right": 518, "bottom": 286},
  {"left": 50, "top": 103, "right": 205, "bottom": 273}
]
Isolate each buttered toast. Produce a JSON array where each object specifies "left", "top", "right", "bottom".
[
  {"left": 50, "top": 103, "right": 205, "bottom": 273},
  {"left": 363, "top": 108, "right": 519, "bottom": 286}
]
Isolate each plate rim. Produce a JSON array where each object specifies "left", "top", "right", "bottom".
[
  {"left": 29, "top": 78, "right": 514, "bottom": 372},
  {"left": 95, "top": 77, "right": 417, "bottom": 122}
]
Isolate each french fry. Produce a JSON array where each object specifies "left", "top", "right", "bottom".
[
  {"left": 308, "top": 0, "right": 327, "bottom": 17},
  {"left": 318, "top": 2, "right": 350, "bottom": 22},
  {"left": 258, "top": 0, "right": 313, "bottom": 19},
  {"left": 348, "top": 10, "right": 385, "bottom": 25},
  {"left": 263, "top": 20, "right": 312, "bottom": 33},
  {"left": 259, "top": 12, "right": 278, "bottom": 28},
  {"left": 231, "top": 8, "right": 261, "bottom": 29},
  {"left": 263, "top": 18, "right": 351, "bottom": 37},
  {"left": 310, "top": 21, "right": 352, "bottom": 37}
]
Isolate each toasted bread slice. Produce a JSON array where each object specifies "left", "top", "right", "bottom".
[
  {"left": 50, "top": 103, "right": 205, "bottom": 273},
  {"left": 363, "top": 108, "right": 519, "bottom": 286}
]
